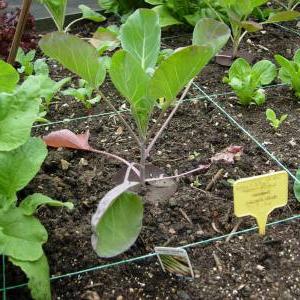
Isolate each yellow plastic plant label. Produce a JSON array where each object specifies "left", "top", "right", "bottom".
[{"left": 233, "top": 171, "right": 288, "bottom": 235}]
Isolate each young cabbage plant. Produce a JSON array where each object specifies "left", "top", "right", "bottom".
[
  {"left": 40, "top": 9, "right": 230, "bottom": 258},
  {"left": 275, "top": 49, "right": 300, "bottom": 99},
  {"left": 0, "top": 60, "right": 73, "bottom": 300},
  {"left": 210, "top": 0, "right": 300, "bottom": 62},
  {"left": 265, "top": 108, "right": 288, "bottom": 130},
  {"left": 223, "top": 58, "right": 276, "bottom": 105}
]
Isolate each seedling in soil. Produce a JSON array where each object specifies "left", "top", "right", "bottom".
[
  {"left": 0, "top": 60, "right": 73, "bottom": 300},
  {"left": 62, "top": 79, "right": 101, "bottom": 109},
  {"left": 223, "top": 58, "right": 276, "bottom": 105},
  {"left": 40, "top": 9, "right": 231, "bottom": 257},
  {"left": 275, "top": 49, "right": 300, "bottom": 99},
  {"left": 207, "top": 0, "right": 300, "bottom": 65},
  {"left": 265, "top": 108, "right": 288, "bottom": 130}
]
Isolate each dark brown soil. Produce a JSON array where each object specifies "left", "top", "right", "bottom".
[{"left": 4, "top": 19, "right": 300, "bottom": 300}]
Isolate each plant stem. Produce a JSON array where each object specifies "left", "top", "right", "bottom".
[
  {"left": 90, "top": 148, "right": 140, "bottom": 177},
  {"left": 139, "top": 140, "right": 146, "bottom": 185},
  {"left": 145, "top": 79, "right": 194, "bottom": 158},
  {"left": 97, "top": 90, "right": 141, "bottom": 146},
  {"left": 145, "top": 164, "right": 210, "bottom": 182},
  {"left": 64, "top": 17, "right": 84, "bottom": 33},
  {"left": 7, "top": 0, "right": 32, "bottom": 64}
]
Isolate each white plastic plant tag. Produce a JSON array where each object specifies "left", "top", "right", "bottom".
[{"left": 155, "top": 247, "right": 194, "bottom": 278}]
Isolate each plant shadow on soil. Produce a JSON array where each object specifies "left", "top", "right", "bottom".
[{"left": 4, "top": 21, "right": 300, "bottom": 300}]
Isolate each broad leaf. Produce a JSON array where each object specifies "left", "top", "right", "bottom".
[
  {"left": 38, "top": 0, "right": 67, "bottom": 31},
  {"left": 294, "top": 169, "right": 300, "bottom": 201},
  {"left": 39, "top": 32, "right": 106, "bottom": 87},
  {"left": 43, "top": 129, "right": 92, "bottom": 150},
  {"left": 0, "top": 138, "right": 47, "bottom": 206},
  {"left": 252, "top": 60, "right": 277, "bottom": 85},
  {"left": 0, "top": 207, "right": 47, "bottom": 261},
  {"left": 0, "top": 78, "right": 42, "bottom": 151},
  {"left": 240, "top": 21, "right": 263, "bottom": 32},
  {"left": 0, "top": 60, "right": 19, "bottom": 93},
  {"left": 79, "top": 4, "right": 106, "bottom": 22},
  {"left": 152, "top": 5, "right": 182, "bottom": 27},
  {"left": 120, "top": 9, "right": 161, "bottom": 71},
  {"left": 193, "top": 18, "right": 230, "bottom": 55},
  {"left": 110, "top": 50, "right": 154, "bottom": 136},
  {"left": 92, "top": 189, "right": 143, "bottom": 257},
  {"left": 20, "top": 193, "right": 74, "bottom": 216},
  {"left": 265, "top": 11, "right": 300, "bottom": 23},
  {"left": 150, "top": 45, "right": 213, "bottom": 108},
  {"left": 10, "top": 254, "right": 51, "bottom": 300}
]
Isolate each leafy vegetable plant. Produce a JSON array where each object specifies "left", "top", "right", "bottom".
[
  {"left": 0, "top": 60, "right": 73, "bottom": 300},
  {"left": 98, "top": 0, "right": 146, "bottom": 15},
  {"left": 40, "top": 9, "right": 230, "bottom": 257},
  {"left": 223, "top": 58, "right": 276, "bottom": 105},
  {"left": 62, "top": 79, "right": 101, "bottom": 109},
  {"left": 211, "top": 0, "right": 300, "bottom": 59},
  {"left": 275, "top": 49, "right": 300, "bottom": 98},
  {"left": 145, "top": 0, "right": 226, "bottom": 27},
  {"left": 265, "top": 108, "right": 288, "bottom": 130}
]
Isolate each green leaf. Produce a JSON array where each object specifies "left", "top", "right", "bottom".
[
  {"left": 193, "top": 18, "right": 231, "bottom": 55},
  {"left": 79, "top": 4, "right": 106, "bottom": 22},
  {"left": 20, "top": 193, "right": 74, "bottom": 216},
  {"left": 152, "top": 5, "right": 182, "bottom": 27},
  {"left": 240, "top": 21, "right": 263, "bottom": 32},
  {"left": 252, "top": 60, "right": 276, "bottom": 85},
  {"left": 228, "top": 58, "right": 251, "bottom": 81},
  {"left": 265, "top": 10, "right": 300, "bottom": 23},
  {"left": 150, "top": 45, "right": 213, "bottom": 108},
  {"left": 39, "top": 32, "right": 106, "bottom": 87},
  {"left": 110, "top": 50, "right": 154, "bottom": 136},
  {"left": 34, "top": 59, "right": 50, "bottom": 76},
  {"left": 0, "top": 207, "right": 47, "bottom": 261},
  {"left": 16, "top": 48, "right": 36, "bottom": 76},
  {"left": 89, "top": 26, "right": 120, "bottom": 55},
  {"left": 92, "top": 192, "right": 143, "bottom": 257},
  {"left": 294, "top": 169, "right": 300, "bottom": 201},
  {"left": 0, "top": 60, "right": 19, "bottom": 93},
  {"left": 0, "top": 138, "right": 47, "bottom": 205},
  {"left": 0, "top": 78, "right": 42, "bottom": 151},
  {"left": 120, "top": 9, "right": 161, "bottom": 71},
  {"left": 266, "top": 108, "right": 276, "bottom": 122},
  {"left": 38, "top": 0, "right": 67, "bottom": 31},
  {"left": 10, "top": 254, "right": 51, "bottom": 300},
  {"left": 253, "top": 88, "right": 265, "bottom": 105}
]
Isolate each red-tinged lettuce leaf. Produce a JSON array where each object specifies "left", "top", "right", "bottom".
[
  {"left": 43, "top": 129, "right": 91, "bottom": 150},
  {"left": 211, "top": 145, "right": 243, "bottom": 164}
]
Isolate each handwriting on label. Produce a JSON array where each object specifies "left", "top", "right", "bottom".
[{"left": 234, "top": 171, "right": 288, "bottom": 235}]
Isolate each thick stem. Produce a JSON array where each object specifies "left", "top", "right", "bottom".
[
  {"left": 90, "top": 148, "right": 140, "bottom": 177},
  {"left": 97, "top": 90, "right": 141, "bottom": 146},
  {"left": 7, "top": 0, "right": 32, "bottom": 64},
  {"left": 145, "top": 79, "right": 194, "bottom": 158},
  {"left": 139, "top": 141, "right": 146, "bottom": 185}
]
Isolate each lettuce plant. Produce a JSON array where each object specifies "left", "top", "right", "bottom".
[
  {"left": 40, "top": 9, "right": 230, "bottom": 257},
  {"left": 223, "top": 58, "right": 276, "bottom": 105},
  {"left": 145, "top": 0, "right": 226, "bottom": 27},
  {"left": 265, "top": 108, "right": 288, "bottom": 130},
  {"left": 0, "top": 60, "right": 73, "bottom": 300},
  {"left": 275, "top": 49, "right": 300, "bottom": 99}
]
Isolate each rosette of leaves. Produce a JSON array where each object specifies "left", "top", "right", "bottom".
[
  {"left": 0, "top": 60, "right": 73, "bottom": 300},
  {"left": 223, "top": 58, "right": 277, "bottom": 105},
  {"left": 275, "top": 49, "right": 300, "bottom": 99}
]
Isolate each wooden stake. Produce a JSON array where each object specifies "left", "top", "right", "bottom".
[{"left": 7, "top": 0, "right": 32, "bottom": 64}]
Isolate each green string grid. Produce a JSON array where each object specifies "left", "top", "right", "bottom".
[{"left": 1, "top": 214, "right": 300, "bottom": 293}]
